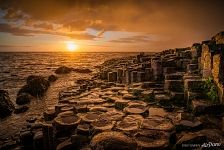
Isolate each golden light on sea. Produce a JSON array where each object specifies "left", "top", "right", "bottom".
[{"left": 66, "top": 41, "right": 78, "bottom": 52}]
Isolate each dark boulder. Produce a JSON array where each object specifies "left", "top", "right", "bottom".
[
  {"left": 55, "top": 66, "right": 72, "bottom": 74},
  {"left": 73, "top": 68, "right": 92, "bottom": 73},
  {"left": 14, "top": 105, "right": 29, "bottom": 114},
  {"left": 48, "top": 74, "right": 58, "bottom": 82},
  {"left": 16, "top": 93, "right": 33, "bottom": 105},
  {"left": 18, "top": 75, "right": 50, "bottom": 97},
  {"left": 0, "top": 90, "right": 14, "bottom": 118}
]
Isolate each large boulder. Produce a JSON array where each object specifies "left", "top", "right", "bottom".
[
  {"left": 0, "top": 90, "right": 14, "bottom": 118},
  {"left": 55, "top": 66, "right": 72, "bottom": 74},
  {"left": 16, "top": 93, "right": 33, "bottom": 105},
  {"left": 18, "top": 75, "right": 50, "bottom": 97}
]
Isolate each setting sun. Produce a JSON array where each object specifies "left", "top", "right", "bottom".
[{"left": 66, "top": 42, "right": 78, "bottom": 52}]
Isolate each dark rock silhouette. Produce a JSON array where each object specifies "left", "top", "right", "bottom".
[
  {"left": 0, "top": 90, "right": 14, "bottom": 118},
  {"left": 55, "top": 66, "right": 72, "bottom": 74},
  {"left": 18, "top": 75, "right": 50, "bottom": 97},
  {"left": 16, "top": 93, "right": 33, "bottom": 105}
]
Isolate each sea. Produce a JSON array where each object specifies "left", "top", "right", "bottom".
[{"left": 0, "top": 52, "right": 138, "bottom": 140}]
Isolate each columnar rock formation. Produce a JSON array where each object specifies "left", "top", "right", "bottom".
[{"left": 2, "top": 31, "right": 224, "bottom": 150}]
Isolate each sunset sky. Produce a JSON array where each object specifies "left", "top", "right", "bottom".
[{"left": 0, "top": 0, "right": 224, "bottom": 52}]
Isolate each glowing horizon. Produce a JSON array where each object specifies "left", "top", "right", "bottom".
[{"left": 0, "top": 0, "right": 224, "bottom": 52}]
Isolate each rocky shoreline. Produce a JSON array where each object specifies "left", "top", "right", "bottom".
[{"left": 1, "top": 31, "right": 224, "bottom": 150}]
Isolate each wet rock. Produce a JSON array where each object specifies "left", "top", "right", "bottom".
[
  {"left": 116, "top": 120, "right": 138, "bottom": 132},
  {"left": 0, "top": 90, "right": 14, "bottom": 118},
  {"left": 55, "top": 66, "right": 73, "bottom": 74},
  {"left": 148, "top": 107, "right": 168, "bottom": 117},
  {"left": 82, "top": 112, "right": 101, "bottom": 123},
  {"left": 54, "top": 111, "right": 81, "bottom": 133},
  {"left": 126, "top": 114, "right": 144, "bottom": 122},
  {"left": 16, "top": 93, "right": 33, "bottom": 105},
  {"left": 116, "top": 115, "right": 143, "bottom": 132},
  {"left": 124, "top": 104, "right": 148, "bottom": 116},
  {"left": 14, "top": 105, "right": 29, "bottom": 114},
  {"left": 90, "top": 131, "right": 137, "bottom": 150},
  {"left": 91, "top": 117, "right": 114, "bottom": 132},
  {"left": 73, "top": 68, "right": 92, "bottom": 73},
  {"left": 18, "top": 75, "right": 50, "bottom": 97},
  {"left": 134, "top": 129, "right": 170, "bottom": 149},
  {"left": 100, "top": 110, "right": 125, "bottom": 121},
  {"left": 141, "top": 116, "right": 174, "bottom": 131},
  {"left": 48, "top": 74, "right": 58, "bottom": 82}
]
